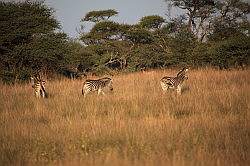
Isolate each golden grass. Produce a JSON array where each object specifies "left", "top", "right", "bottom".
[{"left": 0, "top": 69, "right": 249, "bottom": 166}]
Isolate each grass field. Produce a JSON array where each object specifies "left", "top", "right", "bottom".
[{"left": 0, "top": 69, "right": 249, "bottom": 166}]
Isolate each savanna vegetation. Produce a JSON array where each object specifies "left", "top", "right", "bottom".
[
  {"left": 0, "top": 69, "right": 249, "bottom": 165},
  {"left": 0, "top": 0, "right": 250, "bottom": 165}
]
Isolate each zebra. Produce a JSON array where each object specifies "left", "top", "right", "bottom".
[
  {"left": 30, "top": 76, "right": 47, "bottom": 98},
  {"left": 160, "top": 67, "right": 189, "bottom": 94},
  {"left": 82, "top": 77, "right": 113, "bottom": 97}
]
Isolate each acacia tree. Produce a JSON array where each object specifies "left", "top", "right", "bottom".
[
  {"left": 165, "top": 0, "right": 250, "bottom": 41},
  {"left": 139, "top": 15, "right": 165, "bottom": 30},
  {"left": 208, "top": 0, "right": 250, "bottom": 41},
  {"left": 82, "top": 9, "right": 118, "bottom": 23},
  {"left": 80, "top": 9, "right": 134, "bottom": 72},
  {"left": 165, "top": 0, "right": 216, "bottom": 42},
  {"left": 166, "top": 0, "right": 215, "bottom": 33},
  {"left": 80, "top": 21, "right": 130, "bottom": 45},
  {"left": 80, "top": 9, "right": 124, "bottom": 44},
  {"left": 79, "top": 10, "right": 179, "bottom": 72}
]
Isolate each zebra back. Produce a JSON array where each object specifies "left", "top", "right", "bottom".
[
  {"left": 173, "top": 73, "right": 188, "bottom": 87},
  {"left": 160, "top": 68, "right": 189, "bottom": 92},
  {"left": 82, "top": 77, "right": 113, "bottom": 96}
]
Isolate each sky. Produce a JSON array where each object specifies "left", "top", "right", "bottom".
[
  {"left": 8, "top": 0, "right": 248, "bottom": 38},
  {"left": 44, "top": 0, "right": 171, "bottom": 38}
]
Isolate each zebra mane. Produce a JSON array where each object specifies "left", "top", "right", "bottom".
[
  {"left": 99, "top": 77, "right": 112, "bottom": 81},
  {"left": 85, "top": 77, "right": 112, "bottom": 82}
]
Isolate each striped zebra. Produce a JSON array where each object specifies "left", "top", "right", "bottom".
[
  {"left": 30, "top": 76, "right": 47, "bottom": 98},
  {"left": 160, "top": 67, "right": 189, "bottom": 94},
  {"left": 82, "top": 77, "right": 113, "bottom": 97}
]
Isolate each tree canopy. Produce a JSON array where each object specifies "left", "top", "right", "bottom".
[
  {"left": 0, "top": 1, "right": 249, "bottom": 83},
  {"left": 0, "top": 1, "right": 75, "bottom": 83},
  {"left": 82, "top": 9, "right": 118, "bottom": 23},
  {"left": 139, "top": 15, "right": 165, "bottom": 30}
]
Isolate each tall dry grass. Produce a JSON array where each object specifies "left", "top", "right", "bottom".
[{"left": 0, "top": 69, "right": 249, "bottom": 166}]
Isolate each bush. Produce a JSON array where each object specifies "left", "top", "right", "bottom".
[{"left": 208, "top": 36, "right": 250, "bottom": 69}]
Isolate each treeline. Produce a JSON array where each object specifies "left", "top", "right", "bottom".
[{"left": 0, "top": 0, "right": 249, "bottom": 83}]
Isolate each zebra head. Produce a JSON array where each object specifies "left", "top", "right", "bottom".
[
  {"left": 103, "top": 77, "right": 113, "bottom": 91},
  {"left": 30, "top": 76, "right": 40, "bottom": 87},
  {"left": 31, "top": 75, "right": 45, "bottom": 84},
  {"left": 31, "top": 74, "right": 46, "bottom": 89}
]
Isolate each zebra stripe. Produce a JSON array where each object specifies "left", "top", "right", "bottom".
[
  {"left": 82, "top": 77, "right": 113, "bottom": 97},
  {"left": 31, "top": 76, "right": 47, "bottom": 98},
  {"left": 160, "top": 68, "right": 189, "bottom": 94}
]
